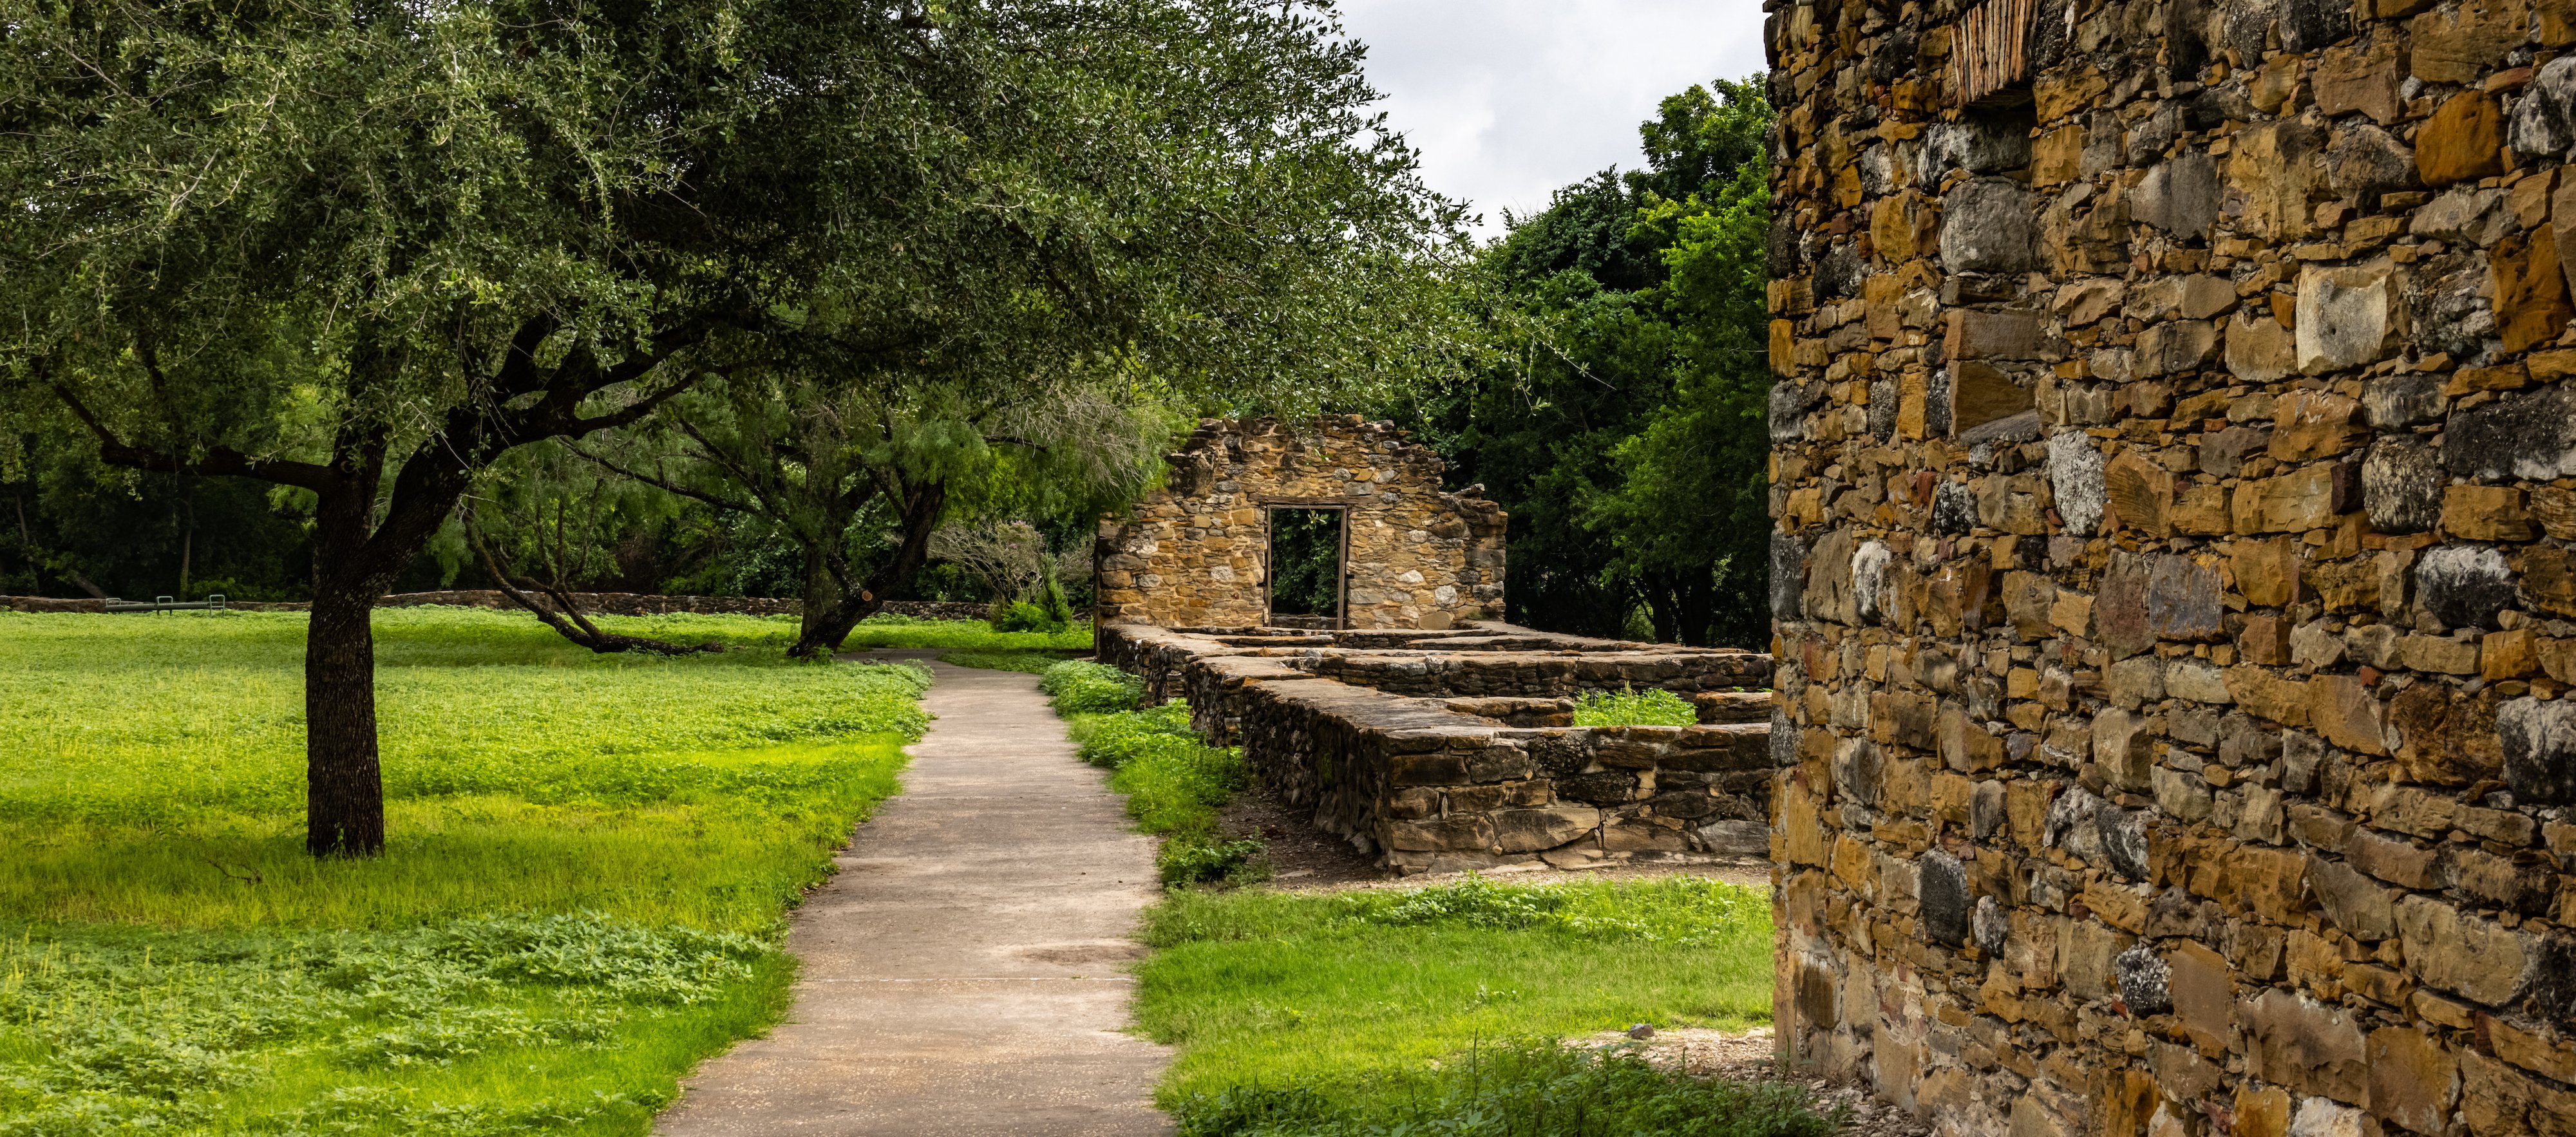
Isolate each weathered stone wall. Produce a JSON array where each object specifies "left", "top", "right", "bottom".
[
  {"left": 1097, "top": 621, "right": 1778, "bottom": 872},
  {"left": 1094, "top": 416, "right": 1508, "bottom": 629},
  {"left": 1771, "top": 1, "right": 2576, "bottom": 1134}
]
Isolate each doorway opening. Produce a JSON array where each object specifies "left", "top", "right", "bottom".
[{"left": 1265, "top": 507, "right": 1345, "bottom": 629}]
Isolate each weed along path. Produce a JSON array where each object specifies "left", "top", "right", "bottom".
[{"left": 656, "top": 652, "right": 1173, "bottom": 1136}]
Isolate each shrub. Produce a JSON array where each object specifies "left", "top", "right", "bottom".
[
  {"left": 990, "top": 599, "right": 1063, "bottom": 633},
  {"left": 1039, "top": 659, "right": 1144, "bottom": 714},
  {"left": 1569, "top": 686, "right": 1697, "bottom": 728}
]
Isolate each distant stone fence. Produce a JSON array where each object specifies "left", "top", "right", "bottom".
[
  {"left": 1099, "top": 621, "right": 1779, "bottom": 873},
  {"left": 0, "top": 592, "right": 991, "bottom": 621}
]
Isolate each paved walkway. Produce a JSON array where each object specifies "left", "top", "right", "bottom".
[{"left": 656, "top": 652, "right": 1173, "bottom": 1136}]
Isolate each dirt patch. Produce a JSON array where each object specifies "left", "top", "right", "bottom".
[{"left": 1217, "top": 783, "right": 1388, "bottom": 888}]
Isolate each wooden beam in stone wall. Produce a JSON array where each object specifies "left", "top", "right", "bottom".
[{"left": 1953, "top": 0, "right": 2035, "bottom": 109}]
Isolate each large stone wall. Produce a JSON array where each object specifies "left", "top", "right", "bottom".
[
  {"left": 1098, "top": 621, "right": 1777, "bottom": 872},
  {"left": 1094, "top": 417, "right": 1508, "bottom": 630},
  {"left": 1770, "top": 1, "right": 2576, "bottom": 1135}
]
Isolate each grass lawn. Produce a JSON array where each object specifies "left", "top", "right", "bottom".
[
  {"left": 1137, "top": 876, "right": 1784, "bottom": 1132},
  {"left": 0, "top": 607, "right": 961, "bottom": 1135}
]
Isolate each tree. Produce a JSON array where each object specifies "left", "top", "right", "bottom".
[
  {"left": 1399, "top": 78, "right": 1772, "bottom": 646},
  {"left": 577, "top": 2, "right": 1475, "bottom": 657},
  {"left": 6, "top": 0, "right": 1381, "bottom": 852},
  {"left": 459, "top": 441, "right": 715, "bottom": 655}
]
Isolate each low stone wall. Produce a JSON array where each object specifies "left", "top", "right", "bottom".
[
  {"left": 1098, "top": 621, "right": 1781, "bottom": 872},
  {"left": 0, "top": 592, "right": 989, "bottom": 621}
]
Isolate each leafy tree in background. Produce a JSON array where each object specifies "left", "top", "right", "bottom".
[
  {"left": 0, "top": 0, "right": 1464, "bottom": 854},
  {"left": 1401, "top": 79, "right": 1772, "bottom": 646}
]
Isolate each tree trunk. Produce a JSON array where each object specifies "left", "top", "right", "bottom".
[
  {"left": 304, "top": 574, "right": 384, "bottom": 856},
  {"left": 790, "top": 478, "right": 949, "bottom": 657}
]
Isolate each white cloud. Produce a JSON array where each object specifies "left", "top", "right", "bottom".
[{"left": 1336, "top": 0, "right": 1770, "bottom": 236}]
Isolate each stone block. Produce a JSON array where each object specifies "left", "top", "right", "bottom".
[
  {"left": 2442, "top": 382, "right": 2576, "bottom": 482},
  {"left": 2295, "top": 259, "right": 2405, "bottom": 374},
  {"left": 2268, "top": 391, "right": 2366, "bottom": 462},
  {"left": 2501, "top": 696, "right": 2576, "bottom": 803},
  {"left": 2231, "top": 538, "right": 2306, "bottom": 607},
  {"left": 2318, "top": 35, "right": 2406, "bottom": 124},
  {"left": 2362, "top": 438, "right": 2444, "bottom": 534},
  {"left": 2445, "top": 485, "right": 2536, "bottom": 541},
  {"left": 2396, "top": 894, "right": 2531, "bottom": 1006},
  {"left": 1920, "top": 850, "right": 1970, "bottom": 946},
  {"left": 2363, "top": 373, "right": 2446, "bottom": 428},
  {"left": 2414, "top": 545, "right": 2516, "bottom": 630},
  {"left": 2134, "top": 153, "right": 2221, "bottom": 238},
  {"left": 2238, "top": 988, "right": 2369, "bottom": 1103},
  {"left": 2047, "top": 432, "right": 2105, "bottom": 536},
  {"left": 2308, "top": 675, "right": 2390, "bottom": 756},
  {"left": 2234, "top": 464, "right": 2349, "bottom": 534},
  {"left": 1388, "top": 815, "right": 1493, "bottom": 852},
  {"left": 2231, "top": 121, "right": 2324, "bottom": 241},
  {"left": 1941, "top": 177, "right": 2036, "bottom": 276},
  {"left": 2490, "top": 230, "right": 2575, "bottom": 353},
  {"left": 2347, "top": 825, "right": 2439, "bottom": 890},
  {"left": 2416, "top": 91, "right": 2508, "bottom": 185},
  {"left": 2388, "top": 680, "right": 2505, "bottom": 787},
  {"left": 2413, "top": 0, "right": 2530, "bottom": 84},
  {"left": 2311, "top": 857, "right": 2399, "bottom": 941}
]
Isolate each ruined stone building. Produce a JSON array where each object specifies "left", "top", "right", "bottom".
[
  {"left": 1769, "top": 0, "right": 2576, "bottom": 1134},
  {"left": 1094, "top": 417, "right": 1507, "bottom": 630}
]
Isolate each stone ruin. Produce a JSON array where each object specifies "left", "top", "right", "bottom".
[
  {"left": 1093, "top": 417, "right": 1507, "bottom": 630},
  {"left": 1092, "top": 416, "right": 1783, "bottom": 872},
  {"left": 1770, "top": 0, "right": 2576, "bottom": 1134},
  {"left": 1099, "top": 621, "right": 1776, "bottom": 873}
]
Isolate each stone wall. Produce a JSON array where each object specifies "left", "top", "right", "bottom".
[
  {"left": 1770, "top": 1, "right": 2576, "bottom": 1135},
  {"left": 1098, "top": 621, "right": 1777, "bottom": 872},
  {"left": 1094, "top": 416, "right": 1508, "bottom": 630}
]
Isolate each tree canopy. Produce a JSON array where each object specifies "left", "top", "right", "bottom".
[
  {"left": 1399, "top": 77, "right": 1774, "bottom": 648},
  {"left": 0, "top": 0, "right": 1468, "bottom": 852}
]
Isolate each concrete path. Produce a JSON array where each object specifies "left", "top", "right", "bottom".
[{"left": 656, "top": 652, "right": 1173, "bottom": 1136}]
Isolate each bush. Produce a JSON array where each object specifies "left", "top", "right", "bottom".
[
  {"left": 1171, "top": 1039, "right": 1837, "bottom": 1137},
  {"left": 1039, "top": 659, "right": 1144, "bottom": 714},
  {"left": 990, "top": 599, "right": 1063, "bottom": 633},
  {"left": 1569, "top": 686, "right": 1697, "bottom": 728}
]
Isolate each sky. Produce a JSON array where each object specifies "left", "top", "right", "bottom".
[{"left": 1336, "top": 0, "right": 1771, "bottom": 238}]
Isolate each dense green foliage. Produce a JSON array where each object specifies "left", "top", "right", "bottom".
[
  {"left": 0, "top": 608, "right": 930, "bottom": 1131},
  {"left": 1137, "top": 878, "right": 1780, "bottom": 1129},
  {"left": 1266, "top": 509, "right": 1345, "bottom": 617},
  {"left": 1569, "top": 688, "right": 1700, "bottom": 728},
  {"left": 1402, "top": 79, "right": 1773, "bottom": 647},
  {"left": 1039, "top": 659, "right": 1151, "bottom": 715}
]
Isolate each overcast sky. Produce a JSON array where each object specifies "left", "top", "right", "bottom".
[{"left": 1337, "top": 0, "right": 1770, "bottom": 238}]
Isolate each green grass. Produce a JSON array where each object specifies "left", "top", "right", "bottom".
[
  {"left": 840, "top": 615, "right": 1094, "bottom": 654},
  {"left": 938, "top": 648, "right": 1093, "bottom": 673},
  {"left": 1065, "top": 703, "right": 1260, "bottom": 885},
  {"left": 1037, "top": 658, "right": 1147, "bottom": 714},
  {"left": 1138, "top": 877, "right": 1785, "bottom": 1134},
  {"left": 1569, "top": 687, "right": 1698, "bottom": 728},
  {"left": 0, "top": 607, "right": 933, "bottom": 1133}
]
